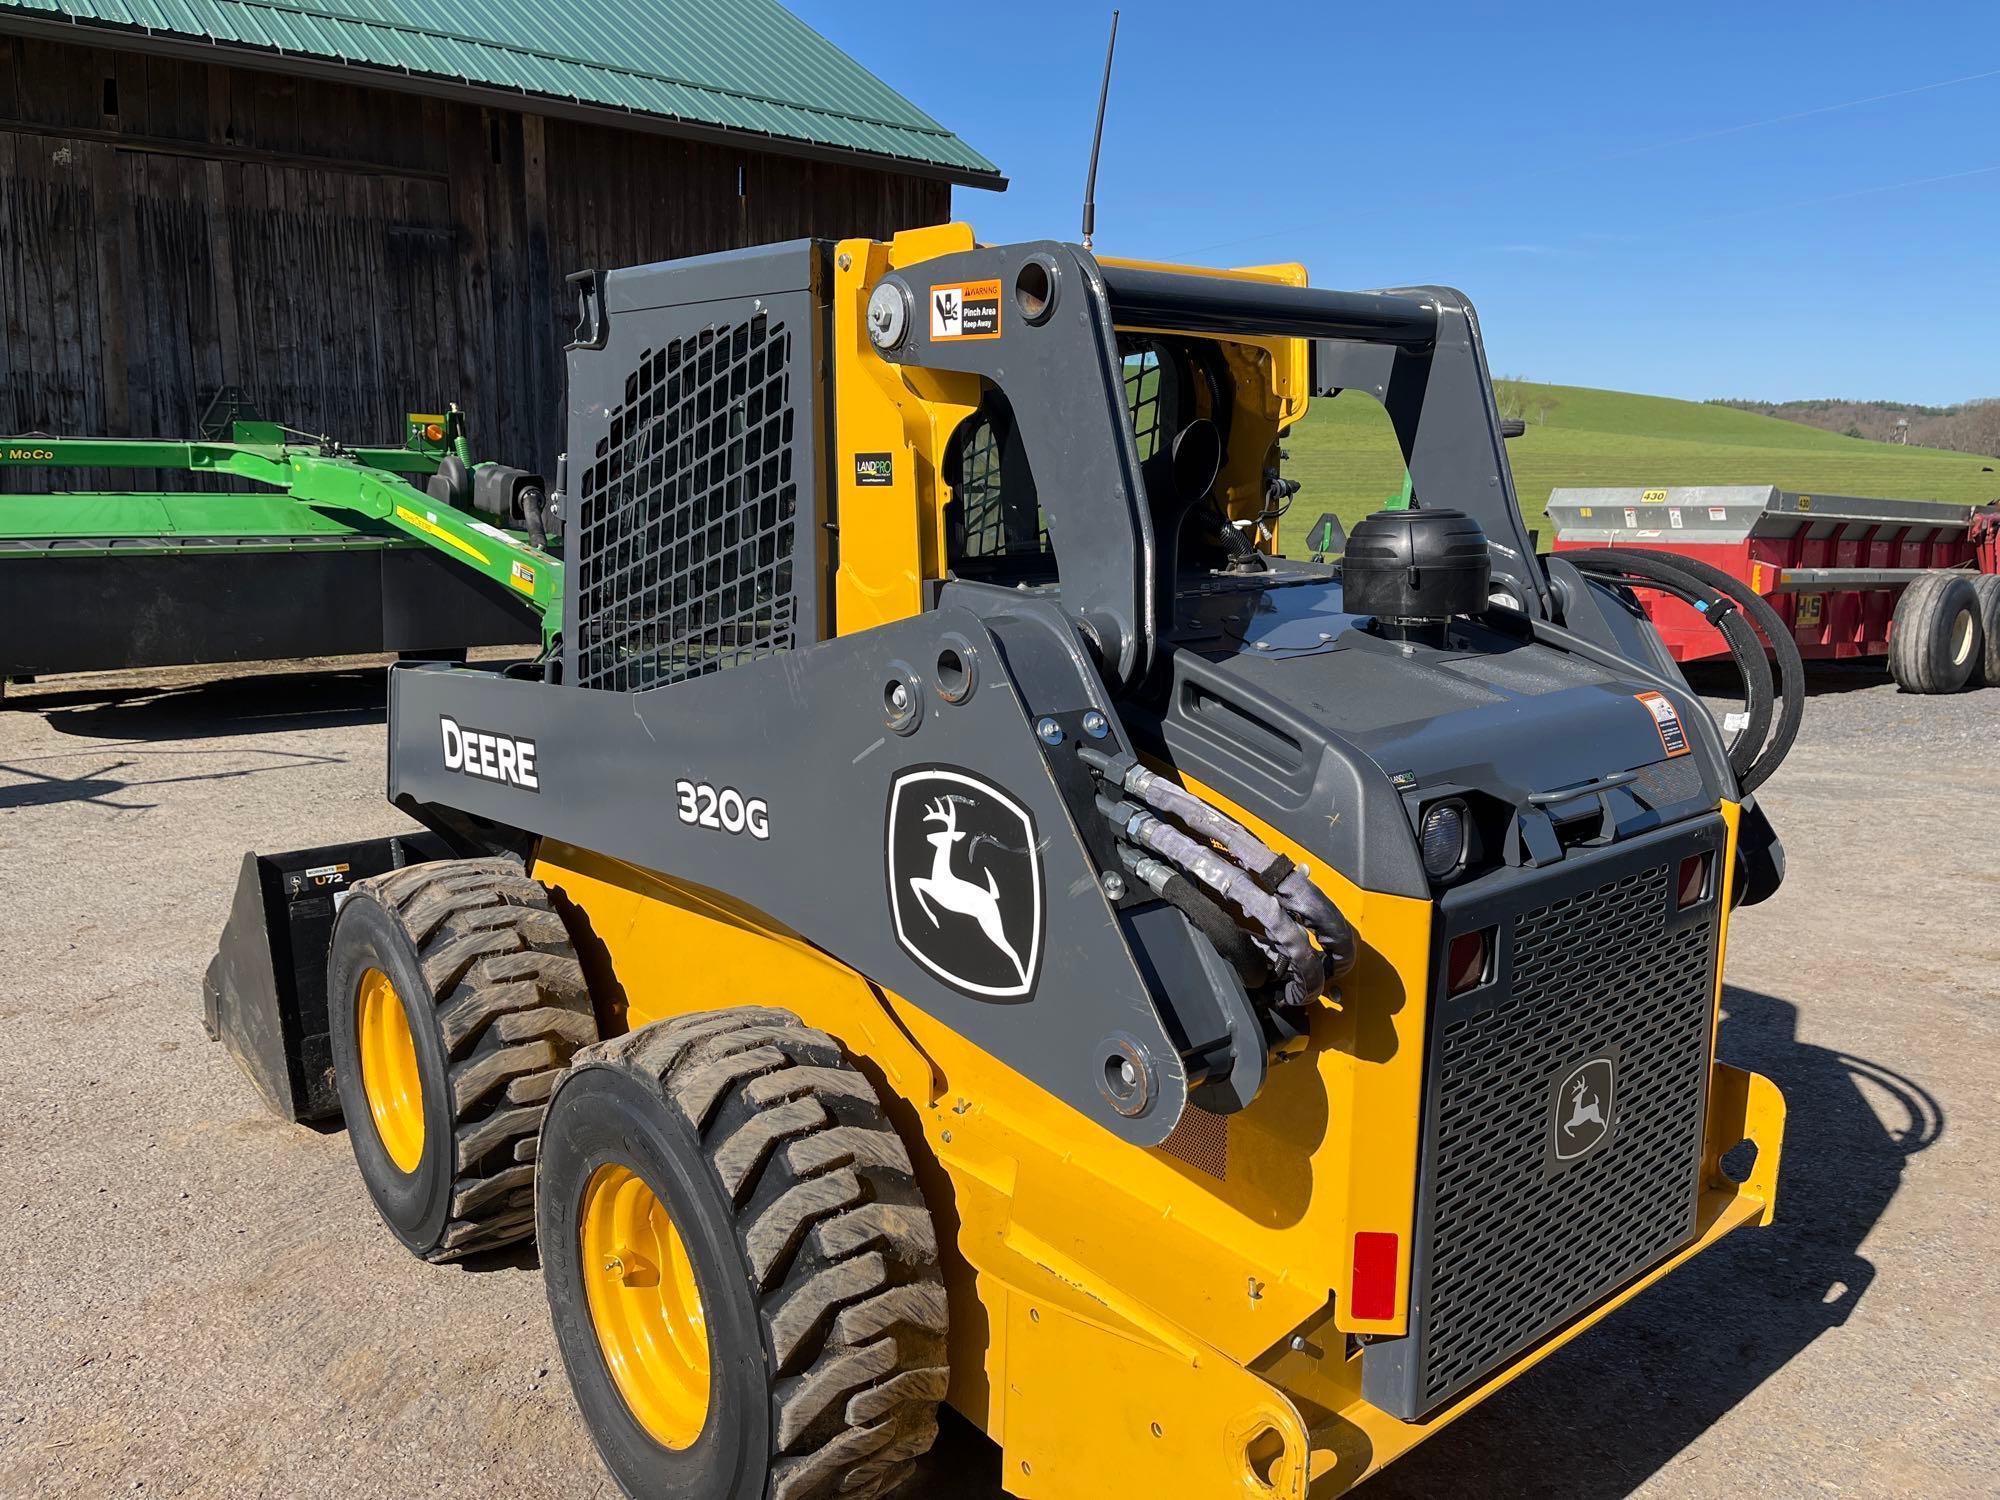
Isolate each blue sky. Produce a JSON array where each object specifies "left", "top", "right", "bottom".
[{"left": 793, "top": 1, "right": 2000, "bottom": 405}]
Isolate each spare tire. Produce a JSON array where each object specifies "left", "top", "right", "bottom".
[{"left": 1887, "top": 573, "right": 1984, "bottom": 694}]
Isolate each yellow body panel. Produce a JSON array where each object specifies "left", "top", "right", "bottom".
[
  {"left": 830, "top": 224, "right": 988, "bottom": 637},
  {"left": 533, "top": 797, "right": 1783, "bottom": 1497}
]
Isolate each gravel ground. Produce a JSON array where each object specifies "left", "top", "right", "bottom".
[{"left": 0, "top": 656, "right": 1994, "bottom": 1499}]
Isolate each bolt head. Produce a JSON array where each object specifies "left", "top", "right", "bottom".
[
  {"left": 890, "top": 682, "right": 911, "bottom": 711},
  {"left": 1101, "top": 872, "right": 1126, "bottom": 901},
  {"left": 866, "top": 282, "right": 909, "bottom": 349},
  {"left": 1035, "top": 716, "right": 1063, "bottom": 746},
  {"left": 1081, "top": 709, "right": 1110, "bottom": 739},
  {"left": 1119, "top": 1058, "right": 1137, "bottom": 1087}
]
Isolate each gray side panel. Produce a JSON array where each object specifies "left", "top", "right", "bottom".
[
  {"left": 385, "top": 609, "right": 1191, "bottom": 1144},
  {"left": 600, "top": 240, "right": 823, "bottom": 315}
]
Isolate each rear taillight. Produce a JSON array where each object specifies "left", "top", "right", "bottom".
[
  {"left": 1446, "top": 928, "right": 1491, "bottom": 996},
  {"left": 1352, "top": 1231, "right": 1400, "bottom": 1320},
  {"left": 1678, "top": 853, "right": 1711, "bottom": 908}
]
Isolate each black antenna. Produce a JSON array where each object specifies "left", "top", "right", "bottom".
[{"left": 1081, "top": 9, "right": 1120, "bottom": 250}]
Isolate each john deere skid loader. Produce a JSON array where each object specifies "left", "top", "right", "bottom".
[{"left": 205, "top": 223, "right": 1791, "bottom": 1499}]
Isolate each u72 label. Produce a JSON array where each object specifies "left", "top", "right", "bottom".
[{"left": 675, "top": 780, "right": 770, "bottom": 839}]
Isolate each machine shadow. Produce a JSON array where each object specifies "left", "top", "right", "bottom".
[
  {"left": 21, "top": 666, "right": 389, "bottom": 740},
  {"left": 0, "top": 747, "right": 346, "bottom": 811},
  {"left": 1360, "top": 981, "right": 1941, "bottom": 1500},
  {"left": 912, "top": 982, "right": 1941, "bottom": 1499}
]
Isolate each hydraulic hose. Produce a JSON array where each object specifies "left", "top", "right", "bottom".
[
  {"left": 1080, "top": 749, "right": 1356, "bottom": 977},
  {"left": 1604, "top": 547, "right": 1806, "bottom": 795},
  {"left": 1563, "top": 551, "right": 1776, "bottom": 789},
  {"left": 1097, "top": 793, "right": 1329, "bottom": 1009}
]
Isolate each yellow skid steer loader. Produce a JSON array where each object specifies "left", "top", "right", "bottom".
[{"left": 205, "top": 223, "right": 1791, "bottom": 1499}]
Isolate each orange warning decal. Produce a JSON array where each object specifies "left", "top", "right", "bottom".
[
  {"left": 929, "top": 280, "right": 1002, "bottom": 340},
  {"left": 1635, "top": 691, "right": 1692, "bottom": 757}
]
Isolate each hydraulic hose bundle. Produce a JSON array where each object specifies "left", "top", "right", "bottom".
[
  {"left": 1081, "top": 748, "right": 1355, "bottom": 1009},
  {"left": 1562, "top": 548, "right": 1806, "bottom": 794}
]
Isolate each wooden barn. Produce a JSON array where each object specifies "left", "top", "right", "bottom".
[{"left": 0, "top": 0, "right": 1000, "bottom": 481}]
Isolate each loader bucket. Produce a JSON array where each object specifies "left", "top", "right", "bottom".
[{"left": 201, "top": 833, "right": 450, "bottom": 1122}]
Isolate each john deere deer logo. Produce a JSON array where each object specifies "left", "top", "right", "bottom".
[
  {"left": 910, "top": 795, "right": 1030, "bottom": 988},
  {"left": 1565, "top": 1076, "right": 1606, "bottom": 1136},
  {"left": 887, "top": 768, "right": 1042, "bottom": 998},
  {"left": 1549, "top": 1055, "right": 1617, "bottom": 1165}
]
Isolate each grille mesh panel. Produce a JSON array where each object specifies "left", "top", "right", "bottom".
[
  {"left": 574, "top": 313, "right": 798, "bottom": 692},
  {"left": 1416, "top": 860, "right": 1716, "bottom": 1409}
]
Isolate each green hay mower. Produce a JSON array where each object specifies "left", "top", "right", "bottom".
[{"left": 0, "top": 411, "right": 559, "bottom": 693}]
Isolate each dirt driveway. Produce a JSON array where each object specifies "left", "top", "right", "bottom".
[{"left": 1, "top": 659, "right": 1994, "bottom": 1498}]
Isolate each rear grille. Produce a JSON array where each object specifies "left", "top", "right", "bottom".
[{"left": 1363, "top": 820, "right": 1723, "bottom": 1419}]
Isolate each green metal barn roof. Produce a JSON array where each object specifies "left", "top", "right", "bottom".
[{"left": 0, "top": 0, "right": 1003, "bottom": 185}]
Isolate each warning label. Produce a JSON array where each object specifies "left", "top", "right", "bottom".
[
  {"left": 930, "top": 280, "right": 1001, "bottom": 340},
  {"left": 1635, "top": 691, "right": 1692, "bottom": 758}
]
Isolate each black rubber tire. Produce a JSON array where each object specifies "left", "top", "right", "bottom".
[
  {"left": 538, "top": 1006, "right": 949, "bottom": 1500},
  {"left": 327, "top": 857, "right": 596, "bottom": 1261},
  {"left": 1970, "top": 575, "right": 2000, "bottom": 689},
  {"left": 1888, "top": 573, "right": 1985, "bottom": 694}
]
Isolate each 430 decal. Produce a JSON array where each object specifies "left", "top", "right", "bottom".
[{"left": 674, "top": 780, "right": 770, "bottom": 840}]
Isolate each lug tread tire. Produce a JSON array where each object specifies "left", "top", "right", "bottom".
[
  {"left": 572, "top": 1006, "right": 947, "bottom": 1500},
  {"left": 353, "top": 857, "right": 595, "bottom": 1262},
  {"left": 1888, "top": 572, "right": 1985, "bottom": 694},
  {"left": 1970, "top": 575, "right": 2000, "bottom": 689}
]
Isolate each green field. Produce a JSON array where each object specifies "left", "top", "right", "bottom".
[{"left": 1280, "top": 380, "right": 2000, "bottom": 547}]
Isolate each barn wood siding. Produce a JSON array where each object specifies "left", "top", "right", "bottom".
[{"left": 0, "top": 35, "right": 951, "bottom": 492}]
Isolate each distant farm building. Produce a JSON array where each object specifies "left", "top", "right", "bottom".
[{"left": 0, "top": 0, "right": 1000, "bottom": 477}]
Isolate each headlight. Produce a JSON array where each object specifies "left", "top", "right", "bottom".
[{"left": 1420, "top": 799, "right": 1469, "bottom": 879}]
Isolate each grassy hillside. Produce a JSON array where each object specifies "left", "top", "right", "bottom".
[{"left": 1280, "top": 381, "right": 2000, "bottom": 547}]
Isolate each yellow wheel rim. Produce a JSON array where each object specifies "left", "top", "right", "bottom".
[
  {"left": 580, "top": 1163, "right": 712, "bottom": 1449},
  {"left": 356, "top": 968, "right": 426, "bottom": 1173}
]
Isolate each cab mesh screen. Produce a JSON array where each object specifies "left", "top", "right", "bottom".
[{"left": 573, "top": 314, "right": 797, "bottom": 691}]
